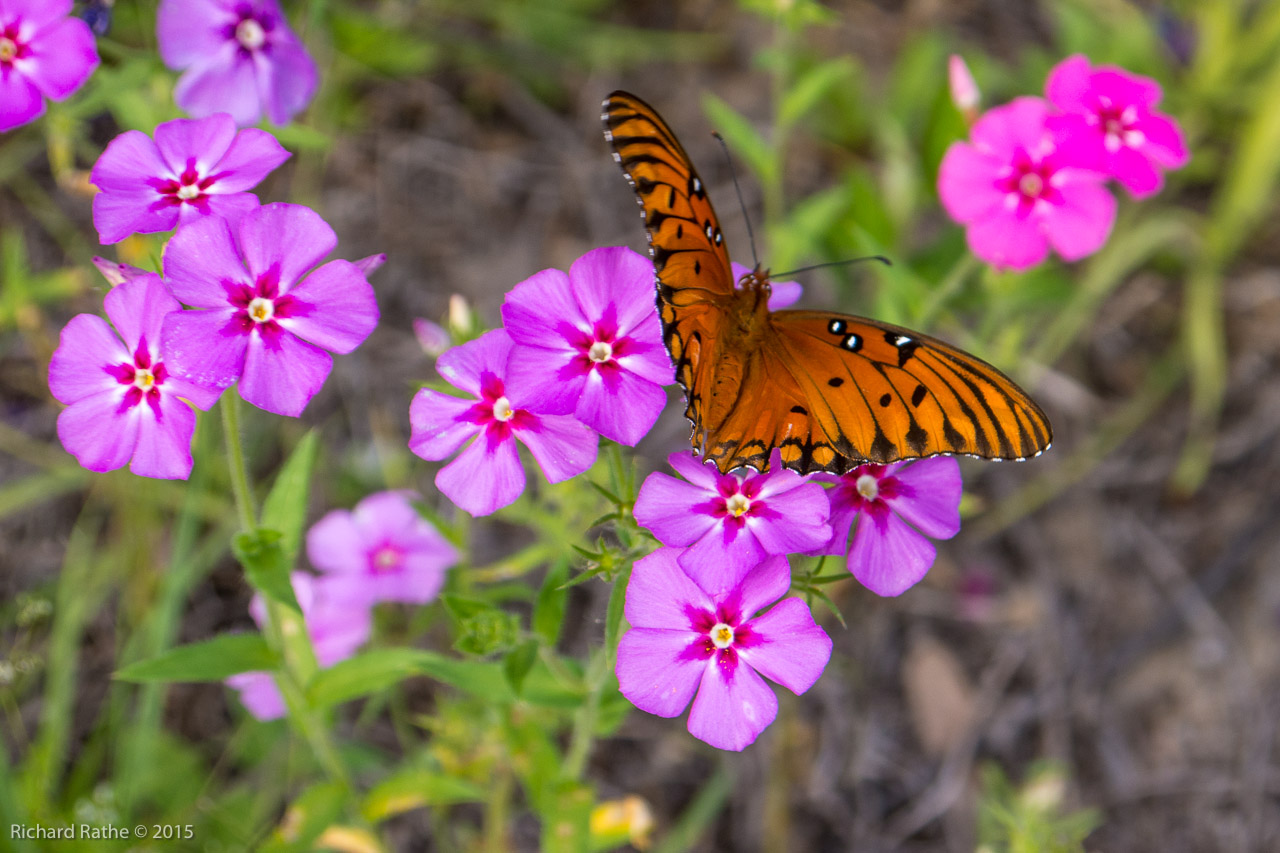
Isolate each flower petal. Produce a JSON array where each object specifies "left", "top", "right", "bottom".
[
  {"left": 731, "top": 554, "right": 794, "bottom": 619},
  {"left": 280, "top": 260, "right": 378, "bottom": 354},
  {"left": 208, "top": 126, "right": 291, "bottom": 192},
  {"left": 1042, "top": 177, "right": 1116, "bottom": 259},
  {"left": 56, "top": 390, "right": 140, "bottom": 473},
  {"left": 157, "top": 0, "right": 234, "bottom": 67},
  {"left": 573, "top": 367, "right": 666, "bottom": 446},
  {"left": 9, "top": 0, "right": 73, "bottom": 29},
  {"left": 48, "top": 314, "right": 129, "bottom": 405},
  {"left": 970, "top": 97, "right": 1050, "bottom": 157},
  {"left": 503, "top": 343, "right": 586, "bottom": 416},
  {"left": 500, "top": 266, "right": 584, "bottom": 347},
  {"left": 129, "top": 392, "right": 197, "bottom": 479},
  {"left": 687, "top": 653, "right": 777, "bottom": 751},
  {"left": 152, "top": 113, "right": 237, "bottom": 175},
  {"left": 1135, "top": 113, "right": 1188, "bottom": 167},
  {"left": 239, "top": 328, "right": 331, "bottom": 416},
  {"left": 616, "top": 628, "right": 707, "bottom": 718},
  {"left": 1044, "top": 54, "right": 1093, "bottom": 112},
  {"left": 624, "top": 548, "right": 713, "bottom": 629},
  {"left": 92, "top": 189, "right": 177, "bottom": 244},
  {"left": 740, "top": 598, "right": 832, "bottom": 693},
  {"left": 1108, "top": 146, "right": 1164, "bottom": 198},
  {"left": 965, "top": 206, "right": 1049, "bottom": 271},
  {"left": 846, "top": 509, "right": 937, "bottom": 596},
  {"left": 568, "top": 246, "right": 656, "bottom": 335},
  {"left": 239, "top": 204, "right": 336, "bottom": 290},
  {"left": 633, "top": 471, "right": 720, "bottom": 547},
  {"left": 435, "top": 429, "right": 525, "bottom": 516},
  {"left": 226, "top": 671, "right": 286, "bottom": 721},
  {"left": 680, "top": 524, "right": 766, "bottom": 598},
  {"left": 886, "top": 457, "right": 962, "bottom": 539},
  {"left": 23, "top": 17, "right": 97, "bottom": 100},
  {"left": 306, "top": 509, "right": 366, "bottom": 575},
  {"left": 513, "top": 412, "right": 597, "bottom": 483},
  {"left": 666, "top": 451, "right": 722, "bottom": 490},
  {"left": 160, "top": 308, "right": 248, "bottom": 391},
  {"left": 259, "top": 39, "right": 317, "bottom": 126},
  {"left": 0, "top": 69, "right": 44, "bottom": 133},
  {"left": 90, "top": 130, "right": 169, "bottom": 192},
  {"left": 435, "top": 329, "right": 511, "bottom": 397},
  {"left": 409, "top": 389, "right": 482, "bottom": 461},
  {"left": 938, "top": 142, "right": 1005, "bottom": 224},
  {"left": 105, "top": 274, "right": 181, "bottom": 354},
  {"left": 173, "top": 48, "right": 262, "bottom": 126},
  {"left": 163, "top": 215, "right": 251, "bottom": 307}
]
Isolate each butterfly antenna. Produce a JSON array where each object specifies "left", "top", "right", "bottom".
[
  {"left": 773, "top": 255, "right": 892, "bottom": 278},
  {"left": 711, "top": 131, "right": 760, "bottom": 269}
]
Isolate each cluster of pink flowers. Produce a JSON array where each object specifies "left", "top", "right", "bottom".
[
  {"left": 939, "top": 54, "right": 1188, "bottom": 271},
  {"left": 50, "top": 115, "right": 379, "bottom": 479},
  {"left": 228, "top": 491, "right": 459, "bottom": 719}
]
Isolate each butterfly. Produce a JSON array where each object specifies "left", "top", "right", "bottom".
[{"left": 602, "top": 90, "right": 1052, "bottom": 475}]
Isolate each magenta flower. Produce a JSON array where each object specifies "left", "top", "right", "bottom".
[
  {"left": 731, "top": 262, "right": 801, "bottom": 310},
  {"left": 90, "top": 114, "right": 289, "bottom": 245},
  {"left": 0, "top": 0, "right": 97, "bottom": 133},
  {"left": 815, "top": 457, "right": 962, "bottom": 597},
  {"left": 409, "top": 329, "right": 598, "bottom": 517},
  {"left": 159, "top": 203, "right": 379, "bottom": 417},
  {"left": 938, "top": 97, "right": 1116, "bottom": 271},
  {"left": 1045, "top": 55, "right": 1189, "bottom": 198},
  {"left": 306, "top": 490, "right": 458, "bottom": 607},
  {"left": 226, "top": 572, "right": 372, "bottom": 721},
  {"left": 633, "top": 450, "right": 830, "bottom": 595},
  {"left": 616, "top": 548, "right": 832, "bottom": 752},
  {"left": 48, "top": 274, "right": 221, "bottom": 479},
  {"left": 156, "top": 0, "right": 317, "bottom": 127},
  {"left": 501, "top": 247, "right": 672, "bottom": 446}
]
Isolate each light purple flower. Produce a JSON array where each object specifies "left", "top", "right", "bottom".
[
  {"left": 226, "top": 572, "right": 372, "bottom": 721},
  {"left": 48, "top": 274, "right": 221, "bottom": 479},
  {"left": 616, "top": 548, "right": 832, "bottom": 752},
  {"left": 501, "top": 246, "right": 672, "bottom": 446},
  {"left": 90, "top": 113, "right": 289, "bottom": 244},
  {"left": 938, "top": 97, "right": 1116, "bottom": 271},
  {"left": 159, "top": 203, "right": 379, "bottom": 417},
  {"left": 1045, "top": 54, "right": 1189, "bottom": 198},
  {"left": 815, "top": 457, "right": 962, "bottom": 597},
  {"left": 409, "top": 329, "right": 598, "bottom": 516},
  {"left": 0, "top": 0, "right": 98, "bottom": 133},
  {"left": 731, "top": 262, "right": 801, "bottom": 310},
  {"left": 948, "top": 54, "right": 980, "bottom": 115},
  {"left": 157, "top": 0, "right": 317, "bottom": 127},
  {"left": 306, "top": 490, "right": 458, "bottom": 607},
  {"left": 91, "top": 256, "right": 150, "bottom": 286},
  {"left": 633, "top": 450, "right": 831, "bottom": 595}
]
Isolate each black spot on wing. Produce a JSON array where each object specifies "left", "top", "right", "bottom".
[
  {"left": 827, "top": 377, "right": 844, "bottom": 388},
  {"left": 878, "top": 393, "right": 892, "bottom": 408},
  {"left": 790, "top": 405, "right": 808, "bottom": 415},
  {"left": 911, "top": 384, "right": 927, "bottom": 407}
]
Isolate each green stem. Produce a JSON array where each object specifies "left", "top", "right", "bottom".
[
  {"left": 220, "top": 391, "right": 256, "bottom": 531},
  {"left": 917, "top": 252, "right": 979, "bottom": 329}
]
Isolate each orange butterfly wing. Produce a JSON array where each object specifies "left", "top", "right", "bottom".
[{"left": 602, "top": 90, "right": 1053, "bottom": 473}]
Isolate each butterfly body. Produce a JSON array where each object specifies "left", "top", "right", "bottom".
[{"left": 604, "top": 91, "right": 1052, "bottom": 475}]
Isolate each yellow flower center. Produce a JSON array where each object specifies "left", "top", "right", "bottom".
[
  {"left": 235, "top": 18, "right": 266, "bottom": 50},
  {"left": 0, "top": 37, "right": 17, "bottom": 63},
  {"left": 725, "top": 493, "right": 750, "bottom": 517},
  {"left": 248, "top": 297, "right": 274, "bottom": 323},
  {"left": 176, "top": 183, "right": 201, "bottom": 200},
  {"left": 710, "top": 623, "right": 735, "bottom": 649},
  {"left": 492, "top": 396, "right": 514, "bottom": 422},
  {"left": 1018, "top": 172, "right": 1044, "bottom": 199},
  {"left": 372, "top": 546, "right": 401, "bottom": 573},
  {"left": 133, "top": 368, "right": 156, "bottom": 392},
  {"left": 856, "top": 473, "right": 879, "bottom": 501},
  {"left": 588, "top": 341, "right": 613, "bottom": 363}
]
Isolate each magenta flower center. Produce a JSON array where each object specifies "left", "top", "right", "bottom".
[
  {"left": 1092, "top": 98, "right": 1144, "bottom": 153},
  {"left": 227, "top": 270, "right": 302, "bottom": 340},
  {"left": 153, "top": 161, "right": 218, "bottom": 209},
  {"left": 370, "top": 544, "right": 403, "bottom": 574},
  {"left": 996, "top": 149, "right": 1061, "bottom": 216},
  {"left": 108, "top": 339, "right": 169, "bottom": 415}
]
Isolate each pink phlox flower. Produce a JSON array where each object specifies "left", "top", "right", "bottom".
[
  {"left": 0, "top": 0, "right": 98, "bottom": 133},
  {"left": 814, "top": 456, "right": 962, "bottom": 597},
  {"left": 501, "top": 246, "right": 673, "bottom": 446},
  {"left": 226, "top": 572, "right": 372, "bottom": 721},
  {"left": 731, "top": 262, "right": 801, "bottom": 310},
  {"left": 938, "top": 96, "right": 1116, "bottom": 271},
  {"left": 948, "top": 54, "right": 981, "bottom": 115},
  {"left": 159, "top": 203, "right": 379, "bottom": 417},
  {"left": 47, "top": 274, "right": 221, "bottom": 479},
  {"left": 616, "top": 548, "right": 832, "bottom": 752},
  {"left": 157, "top": 0, "right": 317, "bottom": 127},
  {"left": 91, "top": 257, "right": 151, "bottom": 286},
  {"left": 633, "top": 449, "right": 831, "bottom": 595},
  {"left": 408, "top": 329, "right": 599, "bottom": 517},
  {"left": 90, "top": 113, "right": 289, "bottom": 245},
  {"left": 306, "top": 490, "right": 458, "bottom": 607},
  {"left": 1045, "top": 54, "right": 1188, "bottom": 198}
]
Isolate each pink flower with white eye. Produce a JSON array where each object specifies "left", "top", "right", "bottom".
[
  {"left": 1045, "top": 54, "right": 1189, "bottom": 198},
  {"left": 938, "top": 96, "right": 1116, "bottom": 271},
  {"left": 408, "top": 329, "right": 598, "bottom": 517},
  {"left": 814, "top": 457, "right": 962, "bottom": 597},
  {"left": 0, "top": 0, "right": 98, "bottom": 133},
  {"left": 501, "top": 246, "right": 672, "bottom": 446},
  {"left": 90, "top": 114, "right": 288, "bottom": 245},
  {"left": 226, "top": 572, "right": 371, "bottom": 721},
  {"left": 306, "top": 490, "right": 458, "bottom": 607},
  {"left": 616, "top": 548, "right": 832, "bottom": 752},
  {"left": 159, "top": 203, "right": 379, "bottom": 417},
  {"left": 47, "top": 274, "right": 221, "bottom": 479},
  {"left": 633, "top": 449, "right": 830, "bottom": 595}
]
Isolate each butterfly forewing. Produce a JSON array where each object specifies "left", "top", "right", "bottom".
[{"left": 602, "top": 90, "right": 1053, "bottom": 474}]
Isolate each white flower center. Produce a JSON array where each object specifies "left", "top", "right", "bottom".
[
  {"left": 0, "top": 37, "right": 17, "bottom": 62},
  {"left": 725, "top": 493, "right": 750, "bottom": 517},
  {"left": 856, "top": 473, "right": 879, "bottom": 501},
  {"left": 709, "top": 622, "right": 735, "bottom": 649},
  {"left": 1018, "top": 171, "right": 1044, "bottom": 199},
  {"left": 588, "top": 340, "right": 613, "bottom": 363},
  {"left": 492, "top": 396, "right": 514, "bottom": 422},
  {"left": 133, "top": 367, "right": 156, "bottom": 392},
  {"left": 371, "top": 546, "right": 401, "bottom": 573},
  {"left": 176, "top": 182, "right": 201, "bottom": 200},
  {"left": 235, "top": 18, "right": 266, "bottom": 51},
  {"left": 248, "top": 296, "right": 275, "bottom": 323}
]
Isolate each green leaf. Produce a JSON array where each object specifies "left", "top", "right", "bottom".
[
  {"left": 443, "top": 595, "right": 520, "bottom": 656},
  {"left": 259, "top": 782, "right": 346, "bottom": 853},
  {"left": 779, "top": 57, "right": 857, "bottom": 131},
  {"left": 332, "top": 11, "right": 438, "bottom": 77},
  {"left": 504, "top": 640, "right": 540, "bottom": 695},
  {"left": 362, "top": 769, "right": 486, "bottom": 822},
  {"left": 232, "top": 529, "right": 299, "bottom": 611},
  {"left": 702, "top": 94, "right": 774, "bottom": 188},
  {"left": 115, "top": 634, "right": 275, "bottom": 683},
  {"left": 533, "top": 559, "right": 570, "bottom": 646},
  {"left": 307, "top": 648, "right": 514, "bottom": 708},
  {"left": 260, "top": 430, "right": 319, "bottom": 568}
]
